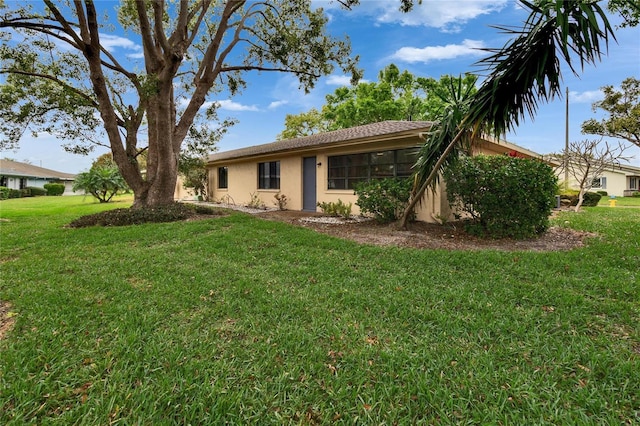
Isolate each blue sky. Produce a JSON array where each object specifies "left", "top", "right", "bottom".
[{"left": 2, "top": 0, "right": 639, "bottom": 173}]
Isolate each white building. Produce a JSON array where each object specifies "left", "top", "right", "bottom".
[{"left": 0, "top": 159, "right": 76, "bottom": 195}]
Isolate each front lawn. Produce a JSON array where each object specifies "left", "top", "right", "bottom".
[
  {"left": 1, "top": 196, "right": 638, "bottom": 424},
  {"left": 598, "top": 195, "right": 640, "bottom": 207}
]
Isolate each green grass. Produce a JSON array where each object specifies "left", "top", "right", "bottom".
[
  {"left": 1, "top": 196, "right": 638, "bottom": 424},
  {"left": 598, "top": 195, "right": 640, "bottom": 207}
]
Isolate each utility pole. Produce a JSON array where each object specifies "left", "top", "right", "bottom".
[{"left": 565, "top": 87, "right": 569, "bottom": 188}]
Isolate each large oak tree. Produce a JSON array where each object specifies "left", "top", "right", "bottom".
[{"left": 0, "top": 0, "right": 359, "bottom": 208}]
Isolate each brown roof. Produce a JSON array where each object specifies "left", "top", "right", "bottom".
[
  {"left": 0, "top": 159, "right": 76, "bottom": 180},
  {"left": 208, "top": 120, "right": 433, "bottom": 163}
]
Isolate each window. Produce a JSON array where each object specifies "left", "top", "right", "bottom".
[
  {"left": 328, "top": 147, "right": 419, "bottom": 189},
  {"left": 218, "top": 167, "right": 228, "bottom": 189},
  {"left": 0, "top": 176, "right": 7, "bottom": 187},
  {"left": 258, "top": 161, "right": 280, "bottom": 189},
  {"left": 19, "top": 178, "right": 27, "bottom": 189},
  {"left": 592, "top": 176, "right": 607, "bottom": 189},
  {"left": 630, "top": 177, "right": 638, "bottom": 190}
]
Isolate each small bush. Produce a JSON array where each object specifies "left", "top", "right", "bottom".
[
  {"left": 596, "top": 190, "right": 608, "bottom": 196},
  {"left": 581, "top": 192, "right": 602, "bottom": 207},
  {"left": 632, "top": 191, "right": 640, "bottom": 198},
  {"left": 354, "top": 178, "right": 413, "bottom": 223},
  {"left": 8, "top": 189, "right": 23, "bottom": 199},
  {"left": 317, "top": 199, "right": 352, "bottom": 219},
  {"left": 273, "top": 192, "right": 288, "bottom": 210},
  {"left": 26, "top": 186, "right": 47, "bottom": 196},
  {"left": 247, "top": 192, "right": 266, "bottom": 209},
  {"left": 0, "top": 186, "right": 8, "bottom": 200},
  {"left": 67, "top": 203, "right": 224, "bottom": 228},
  {"left": 44, "top": 183, "right": 66, "bottom": 196},
  {"left": 445, "top": 155, "right": 557, "bottom": 239}
]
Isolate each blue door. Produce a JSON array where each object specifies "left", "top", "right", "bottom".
[{"left": 303, "top": 157, "right": 317, "bottom": 211}]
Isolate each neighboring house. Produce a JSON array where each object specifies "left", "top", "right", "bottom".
[
  {"left": 0, "top": 159, "right": 76, "bottom": 195},
  {"left": 206, "top": 120, "right": 542, "bottom": 223},
  {"left": 549, "top": 157, "right": 640, "bottom": 197}
]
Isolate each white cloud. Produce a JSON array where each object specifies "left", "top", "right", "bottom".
[
  {"left": 326, "top": 74, "right": 353, "bottom": 86},
  {"left": 325, "top": 74, "right": 370, "bottom": 86},
  {"left": 99, "top": 34, "right": 139, "bottom": 51},
  {"left": 217, "top": 99, "right": 260, "bottom": 112},
  {"left": 178, "top": 99, "right": 259, "bottom": 112},
  {"left": 390, "top": 39, "right": 486, "bottom": 64},
  {"left": 375, "top": 0, "right": 508, "bottom": 31},
  {"left": 268, "top": 100, "right": 289, "bottom": 109},
  {"left": 570, "top": 90, "right": 602, "bottom": 104}
]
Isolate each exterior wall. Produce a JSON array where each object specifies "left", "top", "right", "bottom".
[
  {"left": 211, "top": 155, "right": 303, "bottom": 209},
  {"left": 207, "top": 135, "right": 540, "bottom": 222},
  {"left": 0, "top": 176, "right": 75, "bottom": 195},
  {"left": 556, "top": 166, "right": 640, "bottom": 197},
  {"left": 174, "top": 176, "right": 197, "bottom": 200},
  {"left": 208, "top": 135, "right": 456, "bottom": 222}
]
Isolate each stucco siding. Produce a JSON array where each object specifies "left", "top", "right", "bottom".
[{"left": 205, "top": 121, "right": 542, "bottom": 223}]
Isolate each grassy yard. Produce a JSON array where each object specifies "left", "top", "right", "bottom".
[
  {"left": 598, "top": 195, "right": 640, "bottom": 207},
  {"left": 1, "top": 196, "right": 638, "bottom": 424}
]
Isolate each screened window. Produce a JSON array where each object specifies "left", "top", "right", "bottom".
[
  {"left": 630, "top": 177, "right": 638, "bottom": 190},
  {"left": 218, "top": 167, "right": 228, "bottom": 189},
  {"left": 258, "top": 161, "right": 280, "bottom": 189},
  {"left": 328, "top": 148, "right": 419, "bottom": 190}
]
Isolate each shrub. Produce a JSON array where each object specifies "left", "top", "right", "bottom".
[
  {"left": 0, "top": 186, "right": 8, "bottom": 200},
  {"left": 317, "top": 199, "right": 352, "bottom": 219},
  {"left": 44, "top": 183, "right": 66, "bottom": 196},
  {"left": 581, "top": 191, "right": 602, "bottom": 207},
  {"left": 68, "top": 202, "right": 224, "bottom": 228},
  {"left": 8, "top": 189, "right": 23, "bottom": 199},
  {"left": 73, "top": 167, "right": 127, "bottom": 202},
  {"left": 632, "top": 191, "right": 640, "bottom": 198},
  {"left": 596, "top": 190, "right": 608, "bottom": 196},
  {"left": 247, "top": 192, "right": 266, "bottom": 209},
  {"left": 273, "top": 192, "right": 288, "bottom": 210},
  {"left": 354, "top": 178, "right": 413, "bottom": 223},
  {"left": 445, "top": 155, "right": 557, "bottom": 239},
  {"left": 26, "top": 186, "right": 47, "bottom": 196}
]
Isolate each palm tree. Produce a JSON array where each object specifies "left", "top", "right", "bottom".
[
  {"left": 398, "top": 0, "right": 615, "bottom": 229},
  {"left": 401, "top": 75, "right": 477, "bottom": 223}
]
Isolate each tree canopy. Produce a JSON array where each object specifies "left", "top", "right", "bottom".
[
  {"left": 581, "top": 77, "right": 640, "bottom": 148},
  {"left": 277, "top": 64, "right": 478, "bottom": 139},
  {"left": 0, "top": 0, "right": 359, "bottom": 208}
]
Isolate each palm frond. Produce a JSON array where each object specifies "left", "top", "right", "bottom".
[
  {"left": 466, "top": 0, "right": 615, "bottom": 138},
  {"left": 412, "top": 75, "right": 476, "bottom": 193}
]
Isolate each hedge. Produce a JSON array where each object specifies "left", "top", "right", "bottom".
[
  {"left": 445, "top": 155, "right": 557, "bottom": 239},
  {"left": 44, "top": 183, "right": 66, "bottom": 196}
]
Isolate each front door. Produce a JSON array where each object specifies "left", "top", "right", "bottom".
[{"left": 302, "top": 157, "right": 317, "bottom": 211}]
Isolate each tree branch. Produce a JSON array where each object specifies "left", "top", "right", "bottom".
[
  {"left": 0, "top": 68, "right": 100, "bottom": 109},
  {"left": 152, "top": 0, "right": 171, "bottom": 53},
  {"left": 41, "top": 0, "right": 85, "bottom": 47},
  {"left": 135, "top": 0, "right": 162, "bottom": 71}
]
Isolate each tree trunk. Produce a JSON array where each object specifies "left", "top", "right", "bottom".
[
  {"left": 398, "top": 128, "right": 466, "bottom": 229},
  {"left": 574, "top": 188, "right": 586, "bottom": 212}
]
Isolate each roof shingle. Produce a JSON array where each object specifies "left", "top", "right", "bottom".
[
  {"left": 208, "top": 120, "right": 433, "bottom": 163},
  {"left": 0, "top": 159, "right": 76, "bottom": 180}
]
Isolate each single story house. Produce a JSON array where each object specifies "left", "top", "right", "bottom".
[
  {"left": 0, "top": 158, "right": 76, "bottom": 195},
  {"left": 205, "top": 120, "right": 542, "bottom": 222},
  {"left": 549, "top": 157, "right": 640, "bottom": 197}
]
